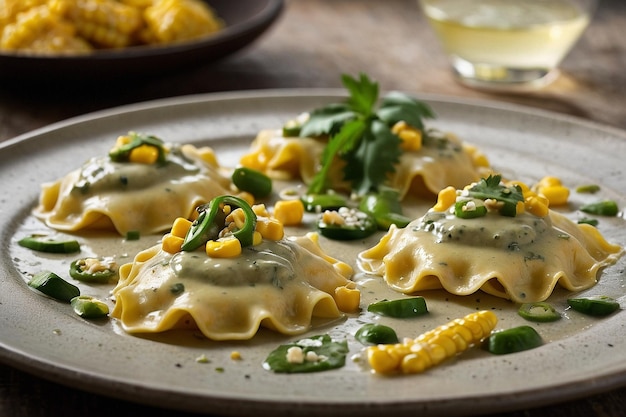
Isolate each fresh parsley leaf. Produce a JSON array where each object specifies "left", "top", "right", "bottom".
[
  {"left": 300, "top": 73, "right": 435, "bottom": 195},
  {"left": 466, "top": 175, "right": 524, "bottom": 217},
  {"left": 299, "top": 104, "right": 356, "bottom": 138},
  {"left": 343, "top": 120, "right": 402, "bottom": 195},
  {"left": 377, "top": 91, "right": 436, "bottom": 130},
  {"left": 308, "top": 119, "right": 367, "bottom": 194},
  {"left": 341, "top": 73, "right": 379, "bottom": 116},
  {"left": 263, "top": 334, "right": 349, "bottom": 373}
]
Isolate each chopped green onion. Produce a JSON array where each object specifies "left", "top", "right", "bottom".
[
  {"left": 355, "top": 323, "right": 399, "bottom": 345},
  {"left": 18, "top": 234, "right": 80, "bottom": 254},
  {"left": 367, "top": 297, "right": 428, "bottom": 318},
  {"left": 231, "top": 167, "right": 272, "bottom": 198},
  {"left": 580, "top": 200, "right": 619, "bottom": 216},
  {"left": 28, "top": 271, "right": 80, "bottom": 302},
  {"left": 575, "top": 184, "right": 600, "bottom": 194},
  {"left": 577, "top": 218, "right": 599, "bottom": 226},
  {"left": 567, "top": 296, "right": 620, "bottom": 317},
  {"left": 484, "top": 325, "right": 543, "bottom": 355},
  {"left": 125, "top": 230, "right": 140, "bottom": 241}
]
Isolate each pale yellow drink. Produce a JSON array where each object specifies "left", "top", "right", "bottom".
[{"left": 420, "top": 0, "right": 593, "bottom": 88}]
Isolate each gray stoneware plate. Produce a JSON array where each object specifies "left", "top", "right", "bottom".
[
  {"left": 0, "top": 90, "right": 625, "bottom": 417},
  {"left": 0, "top": 0, "right": 284, "bottom": 81}
]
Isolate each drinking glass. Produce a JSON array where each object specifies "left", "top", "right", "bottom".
[{"left": 418, "top": 0, "right": 597, "bottom": 90}]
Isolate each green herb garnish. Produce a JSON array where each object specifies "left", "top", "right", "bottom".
[
  {"left": 300, "top": 73, "right": 434, "bottom": 195},
  {"left": 465, "top": 175, "right": 524, "bottom": 217}
]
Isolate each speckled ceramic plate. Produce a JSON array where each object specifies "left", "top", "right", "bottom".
[{"left": 1, "top": 90, "right": 625, "bottom": 417}]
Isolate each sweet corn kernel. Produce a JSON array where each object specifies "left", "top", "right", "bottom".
[
  {"left": 129, "top": 144, "right": 159, "bottom": 164},
  {"left": 525, "top": 195, "right": 549, "bottom": 217},
  {"left": 334, "top": 285, "right": 361, "bottom": 312},
  {"left": 205, "top": 237, "right": 242, "bottom": 258},
  {"left": 255, "top": 217, "right": 284, "bottom": 241},
  {"left": 273, "top": 199, "right": 305, "bottom": 226},
  {"left": 226, "top": 208, "right": 246, "bottom": 230},
  {"left": 433, "top": 186, "right": 457, "bottom": 212},
  {"left": 171, "top": 217, "right": 192, "bottom": 238},
  {"left": 237, "top": 191, "right": 255, "bottom": 207},
  {"left": 252, "top": 204, "right": 271, "bottom": 218},
  {"left": 162, "top": 233, "right": 184, "bottom": 254},
  {"left": 239, "top": 152, "right": 266, "bottom": 171},
  {"left": 538, "top": 185, "right": 570, "bottom": 206},
  {"left": 252, "top": 231, "right": 263, "bottom": 246}
]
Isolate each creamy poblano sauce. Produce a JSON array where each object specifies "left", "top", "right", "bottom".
[{"left": 169, "top": 240, "right": 298, "bottom": 287}]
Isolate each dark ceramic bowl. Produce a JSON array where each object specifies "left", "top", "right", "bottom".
[{"left": 0, "top": 0, "right": 284, "bottom": 81}]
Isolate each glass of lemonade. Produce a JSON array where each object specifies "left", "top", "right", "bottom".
[{"left": 418, "top": 0, "right": 597, "bottom": 90}]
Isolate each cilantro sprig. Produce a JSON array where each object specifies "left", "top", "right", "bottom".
[
  {"left": 300, "top": 73, "right": 435, "bottom": 195},
  {"left": 465, "top": 175, "right": 524, "bottom": 217}
]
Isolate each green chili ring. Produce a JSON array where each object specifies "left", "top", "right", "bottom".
[
  {"left": 301, "top": 193, "right": 347, "bottom": 212},
  {"left": 518, "top": 302, "right": 561, "bottom": 323},
  {"left": 182, "top": 195, "right": 257, "bottom": 251},
  {"left": 109, "top": 132, "right": 166, "bottom": 164},
  {"left": 69, "top": 258, "right": 116, "bottom": 283},
  {"left": 18, "top": 234, "right": 80, "bottom": 254},
  {"left": 317, "top": 211, "right": 377, "bottom": 241}
]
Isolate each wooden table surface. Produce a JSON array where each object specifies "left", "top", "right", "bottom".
[{"left": 1, "top": 1, "right": 625, "bottom": 416}]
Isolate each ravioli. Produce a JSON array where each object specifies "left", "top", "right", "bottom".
[
  {"left": 33, "top": 133, "right": 231, "bottom": 236},
  {"left": 111, "top": 233, "right": 356, "bottom": 340},
  {"left": 239, "top": 127, "right": 490, "bottom": 199},
  {"left": 358, "top": 177, "right": 624, "bottom": 303}
]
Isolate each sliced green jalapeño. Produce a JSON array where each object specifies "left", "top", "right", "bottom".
[
  {"left": 367, "top": 297, "right": 428, "bottom": 318},
  {"left": 18, "top": 234, "right": 80, "bottom": 254},
  {"left": 28, "top": 271, "right": 80, "bottom": 303},
  {"left": 182, "top": 195, "right": 257, "bottom": 251},
  {"left": 484, "top": 325, "right": 543, "bottom": 355},
  {"left": 518, "top": 302, "right": 561, "bottom": 323},
  {"left": 567, "top": 296, "right": 620, "bottom": 317}
]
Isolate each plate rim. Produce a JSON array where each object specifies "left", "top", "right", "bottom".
[{"left": 1, "top": 89, "right": 625, "bottom": 417}]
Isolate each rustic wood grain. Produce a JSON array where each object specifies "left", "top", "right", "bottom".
[{"left": 1, "top": 0, "right": 625, "bottom": 416}]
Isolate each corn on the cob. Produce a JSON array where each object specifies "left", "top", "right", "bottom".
[
  {"left": 0, "top": 3, "right": 92, "bottom": 53},
  {"left": 141, "top": 0, "right": 223, "bottom": 44},
  {"left": 366, "top": 310, "right": 497, "bottom": 374},
  {"left": 60, "top": 0, "right": 143, "bottom": 48}
]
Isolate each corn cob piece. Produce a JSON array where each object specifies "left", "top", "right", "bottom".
[
  {"left": 141, "top": 0, "right": 223, "bottom": 44},
  {"left": 61, "top": 0, "right": 143, "bottom": 48},
  {"left": 0, "top": 0, "right": 48, "bottom": 28},
  {"left": 0, "top": 4, "right": 92, "bottom": 54},
  {"left": 367, "top": 310, "right": 498, "bottom": 374}
]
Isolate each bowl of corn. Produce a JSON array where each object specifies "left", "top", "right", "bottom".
[{"left": 0, "top": 0, "right": 284, "bottom": 80}]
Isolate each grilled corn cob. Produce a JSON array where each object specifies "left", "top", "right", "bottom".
[
  {"left": 60, "top": 0, "right": 143, "bottom": 48},
  {"left": 367, "top": 310, "right": 498, "bottom": 374},
  {"left": 141, "top": 0, "right": 223, "bottom": 44},
  {"left": 0, "top": 3, "right": 91, "bottom": 53}
]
